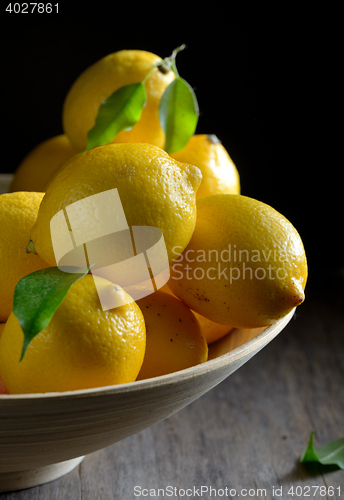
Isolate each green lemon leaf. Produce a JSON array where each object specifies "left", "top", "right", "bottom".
[
  {"left": 85, "top": 82, "right": 147, "bottom": 152},
  {"left": 13, "top": 266, "right": 89, "bottom": 360},
  {"left": 159, "top": 76, "right": 199, "bottom": 155},
  {"left": 301, "top": 431, "right": 344, "bottom": 469}
]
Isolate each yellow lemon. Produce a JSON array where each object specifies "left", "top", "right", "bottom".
[
  {"left": 0, "top": 275, "right": 146, "bottom": 394},
  {"left": 160, "top": 283, "right": 232, "bottom": 344},
  {"left": 169, "top": 194, "right": 307, "bottom": 328},
  {"left": 136, "top": 290, "right": 208, "bottom": 380},
  {"left": 0, "top": 374, "right": 7, "bottom": 395},
  {"left": 43, "top": 150, "right": 78, "bottom": 191},
  {"left": 28, "top": 143, "right": 201, "bottom": 267},
  {"left": 171, "top": 134, "right": 240, "bottom": 198},
  {"left": 193, "top": 312, "right": 233, "bottom": 344},
  {"left": 9, "top": 135, "right": 77, "bottom": 193},
  {"left": 0, "top": 323, "right": 8, "bottom": 394},
  {"left": 62, "top": 50, "right": 175, "bottom": 152},
  {"left": 0, "top": 192, "right": 49, "bottom": 322}
]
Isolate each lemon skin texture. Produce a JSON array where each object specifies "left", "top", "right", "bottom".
[
  {"left": 9, "top": 135, "right": 77, "bottom": 193},
  {"left": 62, "top": 50, "right": 175, "bottom": 152},
  {"left": 0, "top": 275, "right": 146, "bottom": 394},
  {"left": 29, "top": 143, "right": 202, "bottom": 266},
  {"left": 169, "top": 194, "right": 308, "bottom": 328},
  {"left": 136, "top": 291, "right": 208, "bottom": 380},
  {"left": 0, "top": 323, "right": 9, "bottom": 394},
  {"left": 160, "top": 283, "right": 232, "bottom": 344},
  {"left": 171, "top": 134, "right": 240, "bottom": 198},
  {"left": 193, "top": 311, "right": 233, "bottom": 344},
  {"left": 0, "top": 192, "right": 50, "bottom": 322}
]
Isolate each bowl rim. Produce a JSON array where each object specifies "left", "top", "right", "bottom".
[{"left": 0, "top": 309, "right": 295, "bottom": 401}]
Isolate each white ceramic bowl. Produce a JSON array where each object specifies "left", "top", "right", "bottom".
[{"left": 0, "top": 175, "right": 295, "bottom": 492}]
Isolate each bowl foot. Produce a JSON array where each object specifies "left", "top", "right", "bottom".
[{"left": 0, "top": 455, "right": 84, "bottom": 493}]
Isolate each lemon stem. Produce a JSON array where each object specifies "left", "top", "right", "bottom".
[
  {"left": 142, "top": 65, "right": 156, "bottom": 84},
  {"left": 170, "top": 44, "right": 186, "bottom": 76},
  {"left": 25, "top": 239, "right": 37, "bottom": 255},
  {"left": 155, "top": 44, "right": 186, "bottom": 78}
]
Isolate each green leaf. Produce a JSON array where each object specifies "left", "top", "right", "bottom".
[
  {"left": 13, "top": 266, "right": 89, "bottom": 360},
  {"left": 85, "top": 82, "right": 147, "bottom": 152},
  {"left": 159, "top": 76, "right": 199, "bottom": 155},
  {"left": 301, "top": 431, "right": 344, "bottom": 469}
]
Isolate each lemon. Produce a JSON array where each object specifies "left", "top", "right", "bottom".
[
  {"left": 160, "top": 283, "right": 232, "bottom": 344},
  {"left": 62, "top": 50, "right": 175, "bottom": 152},
  {"left": 28, "top": 143, "right": 201, "bottom": 267},
  {"left": 171, "top": 134, "right": 240, "bottom": 198},
  {"left": 0, "top": 374, "right": 7, "bottom": 395},
  {"left": 0, "top": 275, "right": 146, "bottom": 394},
  {"left": 9, "top": 135, "right": 77, "bottom": 193},
  {"left": 0, "top": 192, "right": 49, "bottom": 322},
  {"left": 136, "top": 290, "right": 208, "bottom": 380},
  {"left": 0, "top": 323, "right": 8, "bottom": 394},
  {"left": 193, "top": 311, "right": 233, "bottom": 344},
  {"left": 169, "top": 194, "right": 307, "bottom": 328}
]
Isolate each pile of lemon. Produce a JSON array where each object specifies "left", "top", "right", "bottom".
[{"left": 0, "top": 50, "right": 307, "bottom": 395}]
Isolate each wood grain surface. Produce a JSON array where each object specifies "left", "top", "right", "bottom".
[{"left": 1, "top": 271, "right": 343, "bottom": 499}]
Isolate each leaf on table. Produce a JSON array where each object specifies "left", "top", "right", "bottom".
[
  {"left": 159, "top": 76, "right": 199, "bottom": 155},
  {"left": 301, "top": 431, "right": 344, "bottom": 469},
  {"left": 13, "top": 266, "right": 89, "bottom": 360},
  {"left": 85, "top": 82, "right": 147, "bottom": 152}
]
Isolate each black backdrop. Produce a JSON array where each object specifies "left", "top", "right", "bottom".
[{"left": 0, "top": 6, "right": 341, "bottom": 278}]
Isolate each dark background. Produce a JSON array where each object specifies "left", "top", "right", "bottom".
[{"left": 0, "top": 6, "right": 341, "bottom": 281}]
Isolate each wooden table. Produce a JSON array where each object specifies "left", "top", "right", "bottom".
[{"left": 1, "top": 271, "right": 343, "bottom": 499}]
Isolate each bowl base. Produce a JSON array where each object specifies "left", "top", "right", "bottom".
[{"left": 0, "top": 455, "right": 84, "bottom": 493}]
